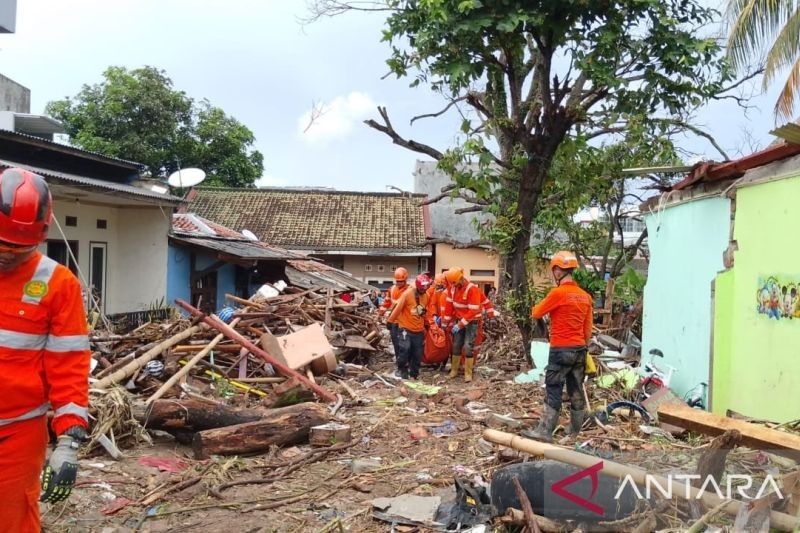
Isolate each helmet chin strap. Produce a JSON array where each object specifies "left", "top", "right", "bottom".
[{"left": 553, "top": 268, "right": 570, "bottom": 286}]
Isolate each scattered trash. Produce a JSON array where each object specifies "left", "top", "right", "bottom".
[
  {"left": 371, "top": 494, "right": 443, "bottom": 527},
  {"left": 407, "top": 424, "right": 430, "bottom": 440},
  {"left": 430, "top": 419, "right": 458, "bottom": 438},
  {"left": 101, "top": 497, "right": 133, "bottom": 516},
  {"left": 596, "top": 368, "right": 639, "bottom": 391},
  {"left": 350, "top": 458, "right": 382, "bottom": 474},
  {"left": 137, "top": 456, "right": 189, "bottom": 474},
  {"left": 403, "top": 381, "right": 442, "bottom": 395}
]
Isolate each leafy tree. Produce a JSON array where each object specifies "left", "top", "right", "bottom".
[
  {"left": 727, "top": 0, "right": 800, "bottom": 119},
  {"left": 312, "top": 0, "right": 738, "bottom": 344},
  {"left": 46, "top": 66, "right": 264, "bottom": 188}
]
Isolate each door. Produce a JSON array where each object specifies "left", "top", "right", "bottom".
[
  {"left": 89, "top": 242, "right": 107, "bottom": 313},
  {"left": 192, "top": 271, "right": 218, "bottom": 315}
]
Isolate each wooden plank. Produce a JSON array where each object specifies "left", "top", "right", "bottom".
[{"left": 658, "top": 403, "right": 800, "bottom": 460}]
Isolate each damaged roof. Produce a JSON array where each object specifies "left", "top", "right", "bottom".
[
  {"left": 186, "top": 187, "right": 431, "bottom": 253},
  {"left": 170, "top": 213, "right": 308, "bottom": 261},
  {"left": 286, "top": 259, "right": 376, "bottom": 292}
]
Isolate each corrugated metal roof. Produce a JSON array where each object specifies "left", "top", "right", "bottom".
[
  {"left": 0, "top": 158, "right": 183, "bottom": 203},
  {"left": 286, "top": 259, "right": 376, "bottom": 292},
  {"left": 170, "top": 235, "right": 307, "bottom": 261},
  {"left": 0, "top": 128, "right": 143, "bottom": 168}
]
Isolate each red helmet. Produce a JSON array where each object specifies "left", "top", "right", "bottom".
[
  {"left": 415, "top": 273, "right": 432, "bottom": 292},
  {"left": 0, "top": 168, "right": 53, "bottom": 245}
]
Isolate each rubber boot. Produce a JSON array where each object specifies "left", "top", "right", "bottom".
[
  {"left": 521, "top": 404, "right": 559, "bottom": 443},
  {"left": 569, "top": 408, "right": 586, "bottom": 437},
  {"left": 464, "top": 357, "right": 474, "bottom": 383},
  {"left": 448, "top": 355, "right": 461, "bottom": 379}
]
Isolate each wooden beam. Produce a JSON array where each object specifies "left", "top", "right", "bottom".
[{"left": 658, "top": 403, "right": 800, "bottom": 461}]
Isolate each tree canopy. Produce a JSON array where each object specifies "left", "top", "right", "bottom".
[
  {"left": 313, "top": 0, "right": 739, "bottom": 342},
  {"left": 46, "top": 66, "right": 264, "bottom": 188}
]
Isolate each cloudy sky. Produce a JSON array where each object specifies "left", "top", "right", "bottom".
[{"left": 0, "top": 0, "right": 785, "bottom": 192}]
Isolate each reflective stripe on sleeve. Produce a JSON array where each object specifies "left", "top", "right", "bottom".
[
  {"left": 0, "top": 403, "right": 50, "bottom": 426},
  {"left": 0, "top": 329, "right": 47, "bottom": 350},
  {"left": 45, "top": 334, "right": 90, "bottom": 352},
  {"left": 54, "top": 402, "right": 89, "bottom": 422}
]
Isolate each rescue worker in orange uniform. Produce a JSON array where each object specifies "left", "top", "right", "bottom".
[
  {"left": 0, "top": 168, "right": 91, "bottom": 531},
  {"left": 523, "top": 251, "right": 593, "bottom": 442},
  {"left": 422, "top": 274, "right": 450, "bottom": 367},
  {"left": 471, "top": 290, "right": 500, "bottom": 363},
  {"left": 388, "top": 274, "right": 432, "bottom": 379},
  {"left": 378, "top": 267, "right": 411, "bottom": 368},
  {"left": 443, "top": 267, "right": 483, "bottom": 382}
]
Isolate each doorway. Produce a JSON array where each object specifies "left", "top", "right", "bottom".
[
  {"left": 192, "top": 271, "right": 218, "bottom": 315},
  {"left": 89, "top": 242, "right": 107, "bottom": 313}
]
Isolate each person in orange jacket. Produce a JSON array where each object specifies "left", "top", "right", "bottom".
[
  {"left": 378, "top": 267, "right": 411, "bottom": 364},
  {"left": 471, "top": 290, "right": 500, "bottom": 363},
  {"left": 443, "top": 267, "right": 483, "bottom": 382},
  {"left": 523, "top": 251, "right": 593, "bottom": 443},
  {"left": 423, "top": 274, "right": 450, "bottom": 367},
  {"left": 0, "top": 168, "right": 91, "bottom": 531},
  {"left": 388, "top": 274, "right": 432, "bottom": 379}
]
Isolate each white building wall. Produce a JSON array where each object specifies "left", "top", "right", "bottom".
[
  {"left": 46, "top": 200, "right": 169, "bottom": 314},
  {"left": 113, "top": 207, "right": 170, "bottom": 314}
]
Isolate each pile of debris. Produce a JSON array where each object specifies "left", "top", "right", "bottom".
[{"left": 87, "top": 283, "right": 383, "bottom": 458}]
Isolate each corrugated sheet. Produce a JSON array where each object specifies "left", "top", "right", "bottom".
[
  {"left": 0, "top": 128, "right": 142, "bottom": 168},
  {"left": 286, "top": 259, "right": 375, "bottom": 291},
  {"left": 188, "top": 187, "right": 429, "bottom": 252},
  {"left": 0, "top": 158, "right": 182, "bottom": 203},
  {"left": 170, "top": 236, "right": 307, "bottom": 261}
]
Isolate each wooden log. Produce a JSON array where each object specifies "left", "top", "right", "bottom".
[
  {"left": 658, "top": 403, "right": 800, "bottom": 461},
  {"left": 93, "top": 325, "right": 202, "bottom": 389},
  {"left": 136, "top": 399, "right": 266, "bottom": 431},
  {"left": 483, "top": 429, "right": 800, "bottom": 532},
  {"left": 191, "top": 402, "right": 329, "bottom": 458}
]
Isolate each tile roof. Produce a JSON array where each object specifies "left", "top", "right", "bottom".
[
  {"left": 286, "top": 260, "right": 376, "bottom": 292},
  {"left": 171, "top": 213, "right": 308, "bottom": 261},
  {"left": 186, "top": 187, "right": 430, "bottom": 253}
]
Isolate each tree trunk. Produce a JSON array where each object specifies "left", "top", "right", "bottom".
[
  {"left": 191, "top": 402, "right": 329, "bottom": 458},
  {"left": 135, "top": 399, "right": 267, "bottom": 431}
]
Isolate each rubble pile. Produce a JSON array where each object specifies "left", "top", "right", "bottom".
[{"left": 53, "top": 299, "right": 800, "bottom": 532}]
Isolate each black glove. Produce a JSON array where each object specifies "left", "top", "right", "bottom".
[{"left": 40, "top": 426, "right": 86, "bottom": 503}]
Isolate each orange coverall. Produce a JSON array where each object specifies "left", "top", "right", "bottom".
[
  {"left": 0, "top": 252, "right": 90, "bottom": 532},
  {"left": 531, "top": 280, "right": 593, "bottom": 347}
]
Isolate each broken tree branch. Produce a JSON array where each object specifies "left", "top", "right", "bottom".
[{"left": 364, "top": 106, "right": 444, "bottom": 160}]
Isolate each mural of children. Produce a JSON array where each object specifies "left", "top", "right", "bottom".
[{"left": 769, "top": 282, "right": 782, "bottom": 320}]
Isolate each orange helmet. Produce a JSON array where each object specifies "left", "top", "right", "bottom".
[
  {"left": 444, "top": 266, "right": 464, "bottom": 284},
  {"left": 394, "top": 267, "right": 408, "bottom": 282},
  {"left": 550, "top": 251, "right": 579, "bottom": 270},
  {"left": 0, "top": 168, "right": 53, "bottom": 245}
]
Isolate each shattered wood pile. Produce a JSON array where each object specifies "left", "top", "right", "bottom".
[{"left": 86, "top": 284, "right": 384, "bottom": 457}]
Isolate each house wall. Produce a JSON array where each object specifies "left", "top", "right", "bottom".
[
  {"left": 112, "top": 208, "right": 170, "bottom": 314},
  {"left": 641, "top": 197, "right": 731, "bottom": 399},
  {"left": 711, "top": 177, "right": 800, "bottom": 421},
  {"left": 434, "top": 244, "right": 500, "bottom": 289},
  {"left": 0, "top": 74, "right": 28, "bottom": 111},
  {"left": 342, "top": 256, "right": 425, "bottom": 286}
]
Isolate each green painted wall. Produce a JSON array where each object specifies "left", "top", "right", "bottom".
[
  {"left": 642, "top": 197, "right": 730, "bottom": 400},
  {"left": 710, "top": 269, "right": 734, "bottom": 413},
  {"left": 712, "top": 177, "right": 800, "bottom": 422}
]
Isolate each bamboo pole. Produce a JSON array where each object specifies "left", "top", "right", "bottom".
[
  {"left": 93, "top": 325, "right": 202, "bottom": 389},
  {"left": 145, "top": 318, "right": 241, "bottom": 405},
  {"left": 483, "top": 430, "right": 799, "bottom": 532}
]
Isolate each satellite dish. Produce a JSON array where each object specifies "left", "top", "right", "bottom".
[
  {"left": 241, "top": 229, "right": 258, "bottom": 241},
  {"left": 167, "top": 168, "right": 206, "bottom": 188}
]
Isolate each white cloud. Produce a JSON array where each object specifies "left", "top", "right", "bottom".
[
  {"left": 297, "top": 92, "right": 377, "bottom": 143},
  {"left": 255, "top": 174, "right": 289, "bottom": 188}
]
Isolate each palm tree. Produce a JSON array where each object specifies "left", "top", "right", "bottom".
[{"left": 727, "top": 0, "right": 800, "bottom": 119}]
